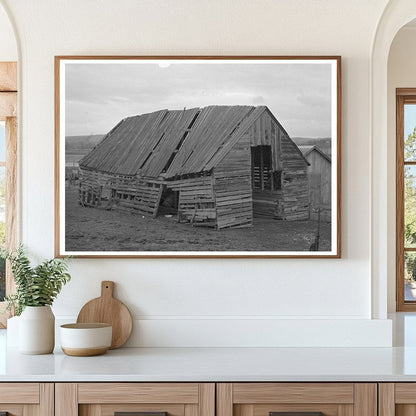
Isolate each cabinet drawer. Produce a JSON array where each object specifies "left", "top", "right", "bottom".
[
  {"left": 0, "top": 383, "right": 53, "bottom": 415},
  {"left": 56, "top": 383, "right": 215, "bottom": 416},
  {"left": 0, "top": 383, "right": 39, "bottom": 403},
  {"left": 78, "top": 383, "right": 200, "bottom": 404},
  {"left": 217, "top": 383, "right": 376, "bottom": 416},
  {"left": 379, "top": 383, "right": 416, "bottom": 415}
]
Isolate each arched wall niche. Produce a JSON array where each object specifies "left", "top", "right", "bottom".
[{"left": 372, "top": 0, "right": 416, "bottom": 318}]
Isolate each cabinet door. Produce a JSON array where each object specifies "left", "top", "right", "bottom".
[
  {"left": 379, "top": 383, "right": 416, "bottom": 416},
  {"left": 217, "top": 383, "right": 377, "bottom": 416},
  {"left": 55, "top": 383, "right": 215, "bottom": 416},
  {"left": 0, "top": 383, "right": 53, "bottom": 416}
]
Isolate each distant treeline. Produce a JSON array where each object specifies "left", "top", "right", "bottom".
[
  {"left": 66, "top": 134, "right": 332, "bottom": 160},
  {"left": 292, "top": 137, "right": 331, "bottom": 158},
  {"left": 65, "top": 134, "right": 104, "bottom": 151}
]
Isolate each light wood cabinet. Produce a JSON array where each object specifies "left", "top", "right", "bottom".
[
  {"left": 0, "top": 380, "right": 413, "bottom": 416},
  {"left": 55, "top": 383, "right": 215, "bottom": 416},
  {"left": 0, "top": 383, "right": 53, "bottom": 416},
  {"left": 217, "top": 383, "right": 377, "bottom": 416},
  {"left": 378, "top": 383, "right": 416, "bottom": 416}
]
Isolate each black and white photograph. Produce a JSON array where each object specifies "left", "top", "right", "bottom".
[{"left": 55, "top": 56, "right": 341, "bottom": 257}]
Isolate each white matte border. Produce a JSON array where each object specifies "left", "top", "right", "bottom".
[{"left": 57, "top": 57, "right": 340, "bottom": 257}]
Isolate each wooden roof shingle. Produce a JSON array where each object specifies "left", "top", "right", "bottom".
[{"left": 79, "top": 105, "right": 290, "bottom": 178}]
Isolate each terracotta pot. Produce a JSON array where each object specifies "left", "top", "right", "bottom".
[{"left": 19, "top": 306, "right": 55, "bottom": 354}]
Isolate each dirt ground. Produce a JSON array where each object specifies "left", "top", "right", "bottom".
[{"left": 65, "top": 185, "right": 331, "bottom": 252}]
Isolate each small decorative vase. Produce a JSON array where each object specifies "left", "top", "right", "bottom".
[{"left": 19, "top": 306, "right": 55, "bottom": 354}]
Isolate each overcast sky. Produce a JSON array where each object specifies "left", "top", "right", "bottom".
[{"left": 65, "top": 60, "right": 333, "bottom": 138}]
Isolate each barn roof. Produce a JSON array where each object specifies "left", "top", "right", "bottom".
[
  {"left": 79, "top": 105, "right": 301, "bottom": 178},
  {"left": 299, "top": 145, "right": 331, "bottom": 163}
]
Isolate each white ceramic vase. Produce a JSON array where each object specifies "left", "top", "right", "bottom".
[
  {"left": 19, "top": 306, "right": 55, "bottom": 354},
  {"left": 6, "top": 315, "right": 20, "bottom": 347}
]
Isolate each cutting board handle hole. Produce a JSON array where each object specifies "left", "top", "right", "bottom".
[{"left": 101, "top": 281, "right": 115, "bottom": 297}]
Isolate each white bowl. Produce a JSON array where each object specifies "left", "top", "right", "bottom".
[{"left": 60, "top": 323, "right": 112, "bottom": 356}]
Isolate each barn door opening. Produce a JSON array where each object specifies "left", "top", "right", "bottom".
[
  {"left": 251, "top": 145, "right": 283, "bottom": 219},
  {"left": 157, "top": 186, "right": 179, "bottom": 216},
  {"left": 251, "top": 145, "right": 272, "bottom": 191}
]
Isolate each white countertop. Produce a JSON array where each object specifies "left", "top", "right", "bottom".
[
  {"left": 2, "top": 345, "right": 416, "bottom": 382},
  {"left": 2, "top": 313, "right": 416, "bottom": 382}
]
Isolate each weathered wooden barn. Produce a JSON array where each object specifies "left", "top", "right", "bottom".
[
  {"left": 78, "top": 106, "right": 310, "bottom": 229},
  {"left": 299, "top": 145, "right": 331, "bottom": 222}
]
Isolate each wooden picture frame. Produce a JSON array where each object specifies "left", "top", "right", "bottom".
[{"left": 55, "top": 56, "right": 341, "bottom": 258}]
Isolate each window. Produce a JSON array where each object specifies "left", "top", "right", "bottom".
[
  {"left": 396, "top": 89, "right": 416, "bottom": 311},
  {"left": 0, "top": 62, "right": 17, "bottom": 326}
]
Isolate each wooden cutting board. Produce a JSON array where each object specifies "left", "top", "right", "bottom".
[{"left": 76, "top": 281, "right": 133, "bottom": 349}]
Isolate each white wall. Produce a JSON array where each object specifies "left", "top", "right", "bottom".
[
  {"left": 387, "top": 26, "right": 416, "bottom": 312},
  {"left": 0, "top": 3, "right": 16, "bottom": 61},
  {"left": 0, "top": 0, "right": 393, "bottom": 347}
]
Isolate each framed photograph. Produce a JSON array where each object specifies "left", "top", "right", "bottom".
[{"left": 55, "top": 56, "right": 341, "bottom": 258}]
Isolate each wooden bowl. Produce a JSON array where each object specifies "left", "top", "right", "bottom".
[{"left": 60, "top": 323, "right": 112, "bottom": 356}]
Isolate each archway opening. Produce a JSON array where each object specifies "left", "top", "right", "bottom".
[
  {"left": 387, "top": 18, "right": 416, "bottom": 312},
  {"left": 370, "top": 1, "right": 416, "bottom": 322}
]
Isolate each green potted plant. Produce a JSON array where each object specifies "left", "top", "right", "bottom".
[{"left": 4, "top": 246, "right": 71, "bottom": 354}]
